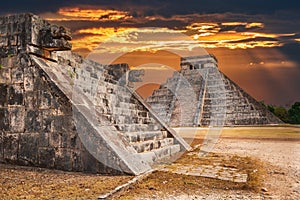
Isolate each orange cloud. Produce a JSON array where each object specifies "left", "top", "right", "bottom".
[
  {"left": 221, "top": 22, "right": 247, "bottom": 26},
  {"left": 245, "top": 22, "right": 264, "bottom": 28},
  {"left": 71, "top": 27, "right": 137, "bottom": 52},
  {"left": 43, "top": 7, "right": 294, "bottom": 55},
  {"left": 191, "top": 31, "right": 293, "bottom": 49},
  {"left": 43, "top": 7, "right": 132, "bottom": 21},
  {"left": 78, "top": 27, "right": 136, "bottom": 36},
  {"left": 186, "top": 23, "right": 220, "bottom": 33}
]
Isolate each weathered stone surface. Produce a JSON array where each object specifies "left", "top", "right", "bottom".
[
  {"left": 38, "top": 147, "right": 55, "bottom": 168},
  {"left": 25, "top": 110, "right": 42, "bottom": 132},
  {"left": 8, "top": 84, "right": 24, "bottom": 105},
  {"left": 3, "top": 134, "right": 19, "bottom": 161},
  {"left": 37, "top": 25, "right": 72, "bottom": 51},
  {"left": 0, "top": 67, "right": 11, "bottom": 84},
  {"left": 0, "top": 108, "right": 9, "bottom": 131},
  {"left": 147, "top": 55, "right": 282, "bottom": 127},
  {"left": 19, "top": 133, "right": 39, "bottom": 164},
  {"left": 159, "top": 163, "right": 248, "bottom": 183},
  {"left": 0, "top": 13, "right": 190, "bottom": 175},
  {"left": 0, "top": 131, "right": 3, "bottom": 162},
  {"left": 9, "top": 107, "right": 25, "bottom": 132},
  {"left": 0, "top": 84, "right": 8, "bottom": 106},
  {"left": 11, "top": 67, "right": 24, "bottom": 84}
]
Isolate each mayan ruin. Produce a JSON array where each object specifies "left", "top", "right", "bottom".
[
  {"left": 147, "top": 55, "right": 282, "bottom": 127},
  {"left": 0, "top": 13, "right": 283, "bottom": 174},
  {"left": 0, "top": 11, "right": 299, "bottom": 199},
  {"left": 0, "top": 13, "right": 190, "bottom": 175}
]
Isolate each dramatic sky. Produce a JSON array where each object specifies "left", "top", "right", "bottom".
[{"left": 1, "top": 0, "right": 300, "bottom": 105}]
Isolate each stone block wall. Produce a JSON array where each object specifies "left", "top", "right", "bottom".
[
  {"left": 0, "top": 13, "right": 190, "bottom": 175},
  {"left": 0, "top": 13, "right": 30, "bottom": 57}
]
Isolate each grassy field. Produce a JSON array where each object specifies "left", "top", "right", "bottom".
[{"left": 174, "top": 125, "right": 300, "bottom": 141}]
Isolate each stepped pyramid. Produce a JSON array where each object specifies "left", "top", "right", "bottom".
[
  {"left": 0, "top": 13, "right": 190, "bottom": 175},
  {"left": 147, "top": 55, "right": 282, "bottom": 127}
]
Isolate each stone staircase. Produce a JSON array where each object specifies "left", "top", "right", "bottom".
[
  {"left": 146, "top": 72, "right": 180, "bottom": 123},
  {"left": 146, "top": 54, "right": 282, "bottom": 127},
  {"left": 93, "top": 71, "right": 182, "bottom": 164},
  {"left": 30, "top": 51, "right": 190, "bottom": 174},
  {"left": 147, "top": 70, "right": 204, "bottom": 127},
  {"left": 199, "top": 65, "right": 280, "bottom": 126},
  {"left": 169, "top": 70, "right": 202, "bottom": 126},
  {"left": 199, "top": 67, "right": 227, "bottom": 126}
]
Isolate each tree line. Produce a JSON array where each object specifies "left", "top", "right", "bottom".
[{"left": 261, "top": 101, "right": 300, "bottom": 124}]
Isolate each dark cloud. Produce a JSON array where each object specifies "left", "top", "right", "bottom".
[
  {"left": 276, "top": 43, "right": 300, "bottom": 66},
  {"left": 2, "top": 1, "right": 300, "bottom": 105},
  {"left": 1, "top": 0, "right": 300, "bottom": 17},
  {"left": 226, "top": 37, "right": 278, "bottom": 44}
]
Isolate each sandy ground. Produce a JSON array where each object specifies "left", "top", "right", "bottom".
[
  {"left": 213, "top": 138, "right": 300, "bottom": 199},
  {"left": 118, "top": 126, "right": 300, "bottom": 199},
  {"left": 172, "top": 126, "right": 300, "bottom": 199},
  {"left": 0, "top": 126, "right": 299, "bottom": 199}
]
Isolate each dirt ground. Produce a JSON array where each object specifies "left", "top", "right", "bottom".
[
  {"left": 213, "top": 128, "right": 300, "bottom": 199},
  {"left": 170, "top": 126, "right": 300, "bottom": 199},
  {"left": 116, "top": 126, "right": 300, "bottom": 199},
  {"left": 0, "top": 126, "right": 299, "bottom": 199}
]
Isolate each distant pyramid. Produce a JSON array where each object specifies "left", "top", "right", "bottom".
[{"left": 146, "top": 55, "right": 282, "bottom": 127}]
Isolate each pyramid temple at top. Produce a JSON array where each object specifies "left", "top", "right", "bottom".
[{"left": 146, "top": 55, "right": 282, "bottom": 127}]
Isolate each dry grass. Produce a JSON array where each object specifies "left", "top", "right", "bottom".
[
  {"left": 175, "top": 126, "right": 300, "bottom": 142},
  {"left": 0, "top": 164, "right": 132, "bottom": 200},
  {"left": 177, "top": 147, "right": 266, "bottom": 190},
  {"left": 115, "top": 146, "right": 267, "bottom": 199},
  {"left": 114, "top": 171, "right": 244, "bottom": 200},
  {"left": 2, "top": 126, "right": 293, "bottom": 199}
]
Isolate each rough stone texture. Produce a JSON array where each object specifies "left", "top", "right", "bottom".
[
  {"left": 0, "top": 13, "right": 190, "bottom": 175},
  {"left": 147, "top": 55, "right": 282, "bottom": 127},
  {"left": 159, "top": 164, "right": 248, "bottom": 183}
]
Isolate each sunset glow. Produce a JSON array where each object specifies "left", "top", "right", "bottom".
[
  {"left": 70, "top": 27, "right": 137, "bottom": 52},
  {"left": 34, "top": 3, "right": 300, "bottom": 105},
  {"left": 57, "top": 7, "right": 132, "bottom": 21},
  {"left": 40, "top": 6, "right": 298, "bottom": 56}
]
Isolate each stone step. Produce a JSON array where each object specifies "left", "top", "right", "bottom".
[
  {"left": 111, "top": 107, "right": 149, "bottom": 118},
  {"left": 147, "top": 98, "right": 173, "bottom": 104},
  {"left": 138, "top": 144, "right": 181, "bottom": 165},
  {"left": 117, "top": 102, "right": 138, "bottom": 110},
  {"left": 151, "top": 106, "right": 171, "bottom": 113},
  {"left": 116, "top": 123, "right": 161, "bottom": 132},
  {"left": 149, "top": 93, "right": 173, "bottom": 98},
  {"left": 152, "top": 90, "right": 173, "bottom": 96},
  {"left": 132, "top": 138, "right": 174, "bottom": 153},
  {"left": 150, "top": 103, "right": 171, "bottom": 108},
  {"left": 125, "top": 131, "right": 168, "bottom": 142}
]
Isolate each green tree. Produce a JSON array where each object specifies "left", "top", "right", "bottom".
[
  {"left": 273, "top": 106, "right": 289, "bottom": 123},
  {"left": 267, "top": 104, "right": 275, "bottom": 113},
  {"left": 288, "top": 102, "right": 300, "bottom": 124}
]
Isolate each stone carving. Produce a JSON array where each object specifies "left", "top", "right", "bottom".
[{"left": 38, "top": 25, "right": 72, "bottom": 50}]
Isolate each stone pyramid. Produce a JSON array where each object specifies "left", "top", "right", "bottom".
[
  {"left": 0, "top": 13, "right": 190, "bottom": 175},
  {"left": 147, "top": 55, "right": 282, "bottom": 127}
]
